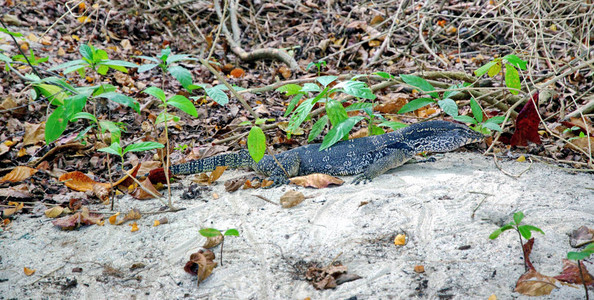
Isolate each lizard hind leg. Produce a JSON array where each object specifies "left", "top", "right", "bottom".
[{"left": 352, "top": 148, "right": 414, "bottom": 185}]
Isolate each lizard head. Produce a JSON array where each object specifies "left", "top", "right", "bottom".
[{"left": 406, "top": 120, "right": 486, "bottom": 152}]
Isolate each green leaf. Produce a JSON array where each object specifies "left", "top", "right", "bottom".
[
  {"left": 205, "top": 86, "right": 229, "bottom": 105},
  {"left": 287, "top": 97, "right": 316, "bottom": 134},
  {"left": 167, "top": 95, "right": 197, "bottom": 117},
  {"left": 398, "top": 97, "right": 435, "bottom": 114},
  {"left": 308, "top": 115, "right": 328, "bottom": 142},
  {"left": 326, "top": 100, "right": 348, "bottom": 127},
  {"left": 453, "top": 115, "right": 478, "bottom": 124},
  {"left": 95, "top": 49, "right": 108, "bottom": 61},
  {"left": 0, "top": 27, "right": 23, "bottom": 37},
  {"left": 223, "top": 229, "right": 239, "bottom": 236},
  {"left": 143, "top": 86, "right": 166, "bottom": 102},
  {"left": 159, "top": 47, "right": 172, "bottom": 61},
  {"left": 520, "top": 225, "right": 544, "bottom": 236},
  {"left": 99, "top": 120, "right": 122, "bottom": 143},
  {"left": 98, "top": 92, "right": 140, "bottom": 114},
  {"left": 248, "top": 126, "right": 266, "bottom": 163},
  {"left": 335, "top": 80, "right": 376, "bottom": 100},
  {"left": 155, "top": 112, "right": 180, "bottom": 124},
  {"left": 166, "top": 54, "right": 195, "bottom": 64},
  {"left": 374, "top": 71, "right": 393, "bottom": 79},
  {"left": 70, "top": 112, "right": 97, "bottom": 123},
  {"left": 487, "top": 62, "right": 502, "bottom": 77},
  {"left": 370, "top": 125, "right": 385, "bottom": 136},
  {"left": 470, "top": 98, "right": 483, "bottom": 123},
  {"left": 320, "top": 116, "right": 365, "bottom": 151},
  {"left": 98, "top": 142, "right": 122, "bottom": 157},
  {"left": 301, "top": 83, "right": 321, "bottom": 93},
  {"left": 45, "top": 106, "right": 68, "bottom": 143},
  {"left": 567, "top": 251, "right": 593, "bottom": 261},
  {"left": 438, "top": 98, "right": 458, "bottom": 117},
  {"left": 63, "top": 94, "right": 87, "bottom": 121},
  {"left": 79, "top": 44, "right": 94, "bottom": 61},
  {"left": 400, "top": 74, "right": 437, "bottom": 98},
  {"left": 123, "top": 142, "right": 164, "bottom": 154},
  {"left": 276, "top": 84, "right": 303, "bottom": 96},
  {"left": 136, "top": 55, "right": 160, "bottom": 63},
  {"left": 102, "top": 59, "right": 138, "bottom": 68},
  {"left": 92, "top": 84, "right": 116, "bottom": 96},
  {"left": 443, "top": 83, "right": 464, "bottom": 99},
  {"left": 138, "top": 63, "right": 158, "bottom": 73},
  {"left": 485, "top": 116, "right": 505, "bottom": 124},
  {"left": 97, "top": 64, "right": 109, "bottom": 75},
  {"left": 34, "top": 84, "right": 68, "bottom": 106},
  {"left": 316, "top": 75, "right": 338, "bottom": 88},
  {"left": 284, "top": 94, "right": 303, "bottom": 117},
  {"left": 169, "top": 65, "right": 193, "bottom": 89},
  {"left": 345, "top": 102, "right": 373, "bottom": 112},
  {"left": 503, "top": 55, "right": 527, "bottom": 70},
  {"left": 513, "top": 212, "right": 525, "bottom": 225},
  {"left": 474, "top": 60, "right": 498, "bottom": 77},
  {"left": 489, "top": 224, "right": 514, "bottom": 239},
  {"left": 378, "top": 121, "right": 408, "bottom": 131},
  {"left": 481, "top": 122, "right": 502, "bottom": 132},
  {"left": 518, "top": 225, "right": 533, "bottom": 240},
  {"left": 199, "top": 228, "right": 222, "bottom": 237},
  {"left": 504, "top": 64, "right": 521, "bottom": 95}
]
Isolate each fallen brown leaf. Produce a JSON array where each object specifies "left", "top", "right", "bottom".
[
  {"left": 131, "top": 177, "right": 162, "bottom": 200},
  {"left": 280, "top": 190, "right": 305, "bottom": 208},
  {"left": 290, "top": 173, "right": 344, "bottom": 188},
  {"left": 0, "top": 166, "right": 38, "bottom": 183},
  {"left": 59, "top": 171, "right": 111, "bottom": 193},
  {"left": 2, "top": 201, "right": 24, "bottom": 217},
  {"left": 52, "top": 206, "right": 104, "bottom": 230},
  {"left": 554, "top": 259, "right": 594, "bottom": 286},
  {"left": 515, "top": 268, "right": 559, "bottom": 296},
  {"left": 203, "top": 235, "right": 224, "bottom": 249},
  {"left": 183, "top": 249, "right": 217, "bottom": 287},
  {"left": 44, "top": 206, "right": 65, "bottom": 218},
  {"left": 0, "top": 184, "right": 33, "bottom": 198},
  {"left": 23, "top": 267, "right": 36, "bottom": 276},
  {"left": 23, "top": 122, "right": 45, "bottom": 146}
]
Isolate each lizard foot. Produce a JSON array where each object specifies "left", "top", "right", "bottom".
[
  {"left": 262, "top": 175, "right": 290, "bottom": 189},
  {"left": 351, "top": 174, "right": 372, "bottom": 185}
]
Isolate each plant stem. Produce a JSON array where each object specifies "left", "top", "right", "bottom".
[
  {"left": 516, "top": 228, "right": 528, "bottom": 272},
  {"left": 219, "top": 238, "right": 224, "bottom": 267},
  {"left": 577, "top": 260, "right": 590, "bottom": 300}
]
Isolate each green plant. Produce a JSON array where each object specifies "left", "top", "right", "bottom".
[
  {"left": 563, "top": 126, "right": 587, "bottom": 142},
  {"left": 489, "top": 212, "right": 545, "bottom": 271},
  {"left": 306, "top": 60, "right": 327, "bottom": 76},
  {"left": 567, "top": 243, "right": 594, "bottom": 300},
  {"left": 199, "top": 228, "right": 240, "bottom": 266},
  {"left": 137, "top": 47, "right": 196, "bottom": 91},
  {"left": 474, "top": 54, "right": 528, "bottom": 95}
]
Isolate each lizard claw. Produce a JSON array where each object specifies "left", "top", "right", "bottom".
[{"left": 351, "top": 175, "right": 371, "bottom": 185}]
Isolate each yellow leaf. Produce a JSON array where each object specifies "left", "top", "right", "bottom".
[
  {"left": 394, "top": 234, "right": 407, "bottom": 245},
  {"left": 77, "top": 16, "right": 90, "bottom": 23},
  {"left": 153, "top": 220, "right": 160, "bottom": 227},
  {"left": 24, "top": 267, "right": 36, "bottom": 276},
  {"left": 488, "top": 294, "right": 497, "bottom": 300},
  {"left": 108, "top": 212, "right": 120, "bottom": 225},
  {"left": 44, "top": 206, "right": 64, "bottom": 218},
  {"left": 516, "top": 155, "right": 526, "bottom": 162},
  {"left": 72, "top": 35, "right": 80, "bottom": 41},
  {"left": 27, "top": 33, "right": 38, "bottom": 42},
  {"left": 129, "top": 222, "right": 139, "bottom": 232}
]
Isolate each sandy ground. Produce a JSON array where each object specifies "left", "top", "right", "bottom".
[{"left": 1, "top": 152, "right": 593, "bottom": 299}]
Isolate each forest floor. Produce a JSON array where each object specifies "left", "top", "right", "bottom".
[{"left": 1, "top": 0, "right": 593, "bottom": 299}]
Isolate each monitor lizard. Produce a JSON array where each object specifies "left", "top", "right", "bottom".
[{"left": 170, "top": 120, "right": 485, "bottom": 186}]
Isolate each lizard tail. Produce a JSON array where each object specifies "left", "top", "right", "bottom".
[{"left": 170, "top": 149, "right": 254, "bottom": 175}]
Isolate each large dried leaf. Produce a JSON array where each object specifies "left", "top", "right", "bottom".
[
  {"left": 515, "top": 269, "right": 559, "bottom": 296},
  {"left": 59, "top": 171, "right": 111, "bottom": 192},
  {"left": 2, "top": 201, "right": 24, "bottom": 217},
  {"left": 564, "top": 136, "right": 594, "bottom": 155},
  {"left": 192, "top": 166, "right": 227, "bottom": 185},
  {"left": 23, "top": 122, "right": 45, "bottom": 146},
  {"left": 510, "top": 93, "right": 541, "bottom": 146},
  {"left": 280, "top": 190, "right": 305, "bottom": 208},
  {"left": 290, "top": 173, "right": 344, "bottom": 188},
  {"left": 0, "top": 184, "right": 33, "bottom": 198},
  {"left": 131, "top": 177, "right": 162, "bottom": 200},
  {"left": 52, "top": 206, "right": 104, "bottom": 230},
  {"left": 305, "top": 263, "right": 358, "bottom": 290},
  {"left": 554, "top": 259, "right": 594, "bottom": 286},
  {"left": 569, "top": 226, "right": 594, "bottom": 247},
  {"left": 0, "top": 166, "right": 38, "bottom": 183},
  {"left": 44, "top": 206, "right": 65, "bottom": 218},
  {"left": 183, "top": 249, "right": 217, "bottom": 287}
]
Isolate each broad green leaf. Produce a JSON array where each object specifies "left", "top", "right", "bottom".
[
  {"left": 398, "top": 97, "right": 435, "bottom": 114},
  {"left": 520, "top": 225, "right": 544, "bottom": 236},
  {"left": 166, "top": 54, "right": 196, "bottom": 64},
  {"left": 70, "top": 112, "right": 97, "bottom": 123},
  {"left": 370, "top": 125, "right": 385, "bottom": 136},
  {"left": 326, "top": 100, "right": 348, "bottom": 126},
  {"left": 35, "top": 83, "right": 68, "bottom": 105},
  {"left": 224, "top": 229, "right": 239, "bottom": 236},
  {"left": 97, "top": 64, "right": 109, "bottom": 75},
  {"left": 124, "top": 141, "right": 164, "bottom": 154},
  {"left": 248, "top": 126, "right": 266, "bottom": 163},
  {"left": 284, "top": 94, "right": 303, "bottom": 117},
  {"left": 470, "top": 98, "right": 483, "bottom": 123},
  {"left": 400, "top": 74, "right": 438, "bottom": 98},
  {"left": 320, "top": 116, "right": 365, "bottom": 151},
  {"left": 443, "top": 83, "right": 464, "bottom": 99},
  {"left": 45, "top": 106, "right": 68, "bottom": 143},
  {"left": 345, "top": 102, "right": 373, "bottom": 112},
  {"left": 0, "top": 27, "right": 23, "bottom": 37},
  {"left": 301, "top": 83, "right": 321, "bottom": 93},
  {"left": 159, "top": 47, "right": 172, "bottom": 60},
  {"left": 503, "top": 54, "right": 527, "bottom": 70},
  {"left": 306, "top": 62, "right": 317, "bottom": 71},
  {"left": 453, "top": 115, "right": 478, "bottom": 124},
  {"left": 155, "top": 112, "right": 180, "bottom": 124},
  {"left": 95, "top": 49, "right": 108, "bottom": 61},
  {"left": 199, "top": 228, "right": 222, "bottom": 237},
  {"left": 276, "top": 84, "right": 303, "bottom": 96},
  {"left": 98, "top": 142, "right": 122, "bottom": 156},
  {"left": 167, "top": 95, "right": 197, "bottom": 117},
  {"left": 138, "top": 63, "right": 158, "bottom": 73},
  {"left": 102, "top": 59, "right": 138, "bottom": 68},
  {"left": 487, "top": 62, "right": 502, "bottom": 77},
  {"left": 308, "top": 115, "right": 328, "bottom": 142},
  {"left": 374, "top": 71, "right": 393, "bottom": 79},
  {"left": 567, "top": 251, "right": 593, "bottom": 261},
  {"left": 518, "top": 225, "right": 533, "bottom": 240},
  {"left": 504, "top": 64, "right": 521, "bottom": 95},
  {"left": 378, "top": 121, "right": 408, "bottom": 131},
  {"left": 336, "top": 80, "right": 376, "bottom": 100},
  {"left": 485, "top": 116, "right": 505, "bottom": 124},
  {"left": 99, "top": 120, "right": 122, "bottom": 143},
  {"left": 143, "top": 86, "right": 166, "bottom": 101},
  {"left": 64, "top": 94, "right": 87, "bottom": 120},
  {"left": 98, "top": 92, "right": 140, "bottom": 113},
  {"left": 136, "top": 55, "right": 160, "bottom": 63},
  {"left": 205, "top": 86, "right": 229, "bottom": 105},
  {"left": 513, "top": 211, "right": 525, "bottom": 225},
  {"left": 288, "top": 97, "right": 316, "bottom": 133},
  {"left": 481, "top": 122, "right": 502, "bottom": 132},
  {"left": 79, "top": 44, "right": 94, "bottom": 61},
  {"left": 169, "top": 65, "right": 193, "bottom": 89},
  {"left": 63, "top": 64, "right": 86, "bottom": 75},
  {"left": 474, "top": 60, "right": 498, "bottom": 77},
  {"left": 489, "top": 224, "right": 514, "bottom": 239},
  {"left": 48, "top": 59, "right": 87, "bottom": 72},
  {"left": 92, "top": 84, "right": 116, "bottom": 96},
  {"left": 438, "top": 98, "right": 458, "bottom": 117},
  {"left": 316, "top": 75, "right": 338, "bottom": 88}
]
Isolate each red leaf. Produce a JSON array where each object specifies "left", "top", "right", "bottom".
[
  {"left": 510, "top": 93, "right": 541, "bottom": 146},
  {"left": 554, "top": 259, "right": 594, "bottom": 286},
  {"left": 148, "top": 168, "right": 171, "bottom": 184}
]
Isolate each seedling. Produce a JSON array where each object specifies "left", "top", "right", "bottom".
[
  {"left": 567, "top": 243, "right": 594, "bottom": 300},
  {"left": 474, "top": 54, "right": 528, "bottom": 95},
  {"left": 489, "top": 211, "right": 545, "bottom": 271},
  {"left": 199, "top": 228, "right": 240, "bottom": 266},
  {"left": 306, "top": 60, "right": 327, "bottom": 76}
]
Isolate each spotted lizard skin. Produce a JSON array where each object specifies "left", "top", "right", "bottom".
[{"left": 170, "top": 120, "right": 485, "bottom": 185}]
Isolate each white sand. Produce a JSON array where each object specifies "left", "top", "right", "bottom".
[{"left": 1, "top": 152, "right": 592, "bottom": 299}]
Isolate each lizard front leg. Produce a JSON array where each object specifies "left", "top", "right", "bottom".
[
  {"left": 352, "top": 148, "right": 415, "bottom": 184},
  {"left": 254, "top": 152, "right": 301, "bottom": 187}
]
